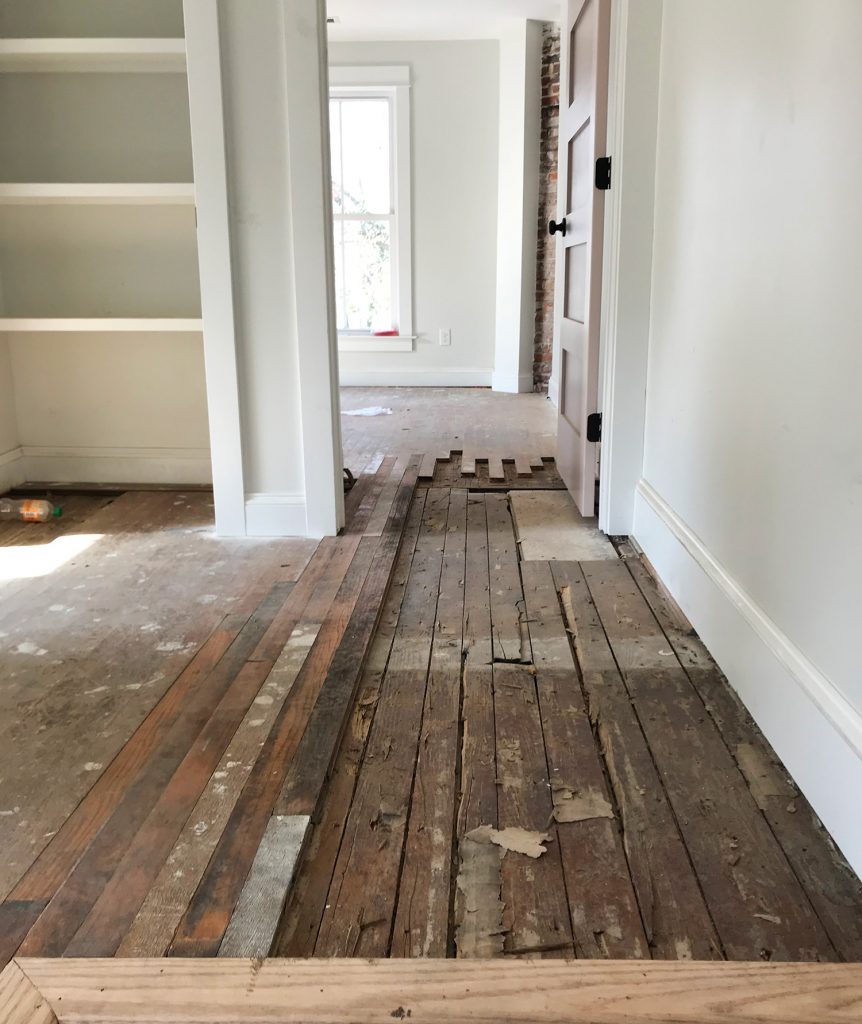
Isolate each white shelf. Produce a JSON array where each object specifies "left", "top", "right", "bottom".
[
  {"left": 0, "top": 318, "right": 203, "bottom": 332},
  {"left": 0, "top": 183, "right": 195, "bottom": 205},
  {"left": 0, "top": 38, "right": 186, "bottom": 73}
]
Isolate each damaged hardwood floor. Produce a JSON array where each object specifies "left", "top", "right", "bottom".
[
  {"left": 2, "top": 455, "right": 861, "bottom": 969},
  {"left": 275, "top": 480, "right": 862, "bottom": 963}
]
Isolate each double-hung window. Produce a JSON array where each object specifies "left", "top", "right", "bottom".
[{"left": 329, "top": 66, "right": 413, "bottom": 350}]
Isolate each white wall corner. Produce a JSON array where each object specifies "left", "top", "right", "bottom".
[
  {"left": 244, "top": 492, "right": 307, "bottom": 538},
  {"left": 0, "top": 446, "right": 25, "bottom": 492},
  {"left": 634, "top": 479, "right": 862, "bottom": 877},
  {"left": 284, "top": 0, "right": 344, "bottom": 539},
  {"left": 493, "top": 20, "right": 543, "bottom": 395},
  {"left": 597, "top": 0, "right": 662, "bottom": 538}
]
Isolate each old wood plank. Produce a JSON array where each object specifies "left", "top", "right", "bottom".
[
  {"left": 168, "top": 536, "right": 384, "bottom": 957},
  {"left": 485, "top": 493, "right": 530, "bottom": 663},
  {"left": 461, "top": 452, "right": 477, "bottom": 476},
  {"left": 218, "top": 815, "right": 310, "bottom": 957},
  {"left": 11, "top": 958, "right": 862, "bottom": 1024},
  {"left": 314, "top": 489, "right": 450, "bottom": 957},
  {"left": 15, "top": 582, "right": 296, "bottom": 958},
  {"left": 552, "top": 560, "right": 722, "bottom": 960},
  {"left": 488, "top": 456, "right": 505, "bottom": 481},
  {"left": 391, "top": 488, "right": 468, "bottom": 957},
  {"left": 0, "top": 902, "right": 46, "bottom": 971},
  {"left": 118, "top": 616, "right": 325, "bottom": 956},
  {"left": 63, "top": 656, "right": 275, "bottom": 957},
  {"left": 344, "top": 456, "right": 397, "bottom": 536},
  {"left": 621, "top": 554, "right": 862, "bottom": 961},
  {"left": 514, "top": 454, "right": 532, "bottom": 477},
  {"left": 582, "top": 559, "right": 837, "bottom": 962},
  {"left": 520, "top": 561, "right": 648, "bottom": 959},
  {"left": 275, "top": 457, "right": 421, "bottom": 818},
  {"left": 493, "top": 661, "right": 574, "bottom": 957},
  {"left": 274, "top": 493, "right": 428, "bottom": 957},
  {"left": 454, "top": 494, "right": 502, "bottom": 958},
  {"left": 418, "top": 453, "right": 437, "bottom": 480}
]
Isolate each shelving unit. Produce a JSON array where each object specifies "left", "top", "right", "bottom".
[
  {"left": 0, "top": 183, "right": 195, "bottom": 204},
  {"left": 0, "top": 38, "right": 186, "bottom": 73},
  {"left": 0, "top": 0, "right": 209, "bottom": 488}
]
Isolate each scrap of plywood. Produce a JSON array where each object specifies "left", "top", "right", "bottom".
[{"left": 510, "top": 490, "right": 617, "bottom": 561}]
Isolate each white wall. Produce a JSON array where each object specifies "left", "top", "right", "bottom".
[
  {"left": 633, "top": 0, "right": 862, "bottom": 872},
  {"left": 329, "top": 40, "right": 500, "bottom": 387}
]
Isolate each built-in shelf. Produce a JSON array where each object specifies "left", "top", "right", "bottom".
[
  {"left": 0, "top": 318, "right": 203, "bottom": 332},
  {"left": 0, "top": 38, "right": 186, "bottom": 73},
  {"left": 0, "top": 183, "right": 195, "bottom": 205}
]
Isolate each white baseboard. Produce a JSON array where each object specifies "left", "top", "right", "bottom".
[
  {"left": 491, "top": 370, "right": 533, "bottom": 394},
  {"left": 547, "top": 375, "right": 560, "bottom": 408},
  {"left": 0, "top": 445, "right": 26, "bottom": 492},
  {"left": 338, "top": 367, "right": 492, "bottom": 387},
  {"left": 18, "top": 445, "right": 212, "bottom": 485},
  {"left": 634, "top": 477, "right": 862, "bottom": 876},
  {"left": 244, "top": 492, "right": 307, "bottom": 538}
]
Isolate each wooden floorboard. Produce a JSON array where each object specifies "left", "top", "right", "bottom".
[{"left": 4, "top": 459, "right": 861, "bottom": 967}]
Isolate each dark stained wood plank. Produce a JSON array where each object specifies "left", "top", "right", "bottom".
[
  {"left": 621, "top": 552, "right": 862, "bottom": 961},
  {"left": 454, "top": 493, "right": 501, "bottom": 958},
  {"left": 391, "top": 488, "right": 468, "bottom": 957},
  {"left": 168, "top": 535, "right": 386, "bottom": 957},
  {"left": 343, "top": 456, "right": 397, "bottom": 536},
  {"left": 274, "top": 493, "right": 428, "bottom": 958},
  {"left": 552, "top": 560, "right": 722, "bottom": 961},
  {"left": 0, "top": 902, "right": 46, "bottom": 971},
  {"left": 485, "top": 493, "right": 530, "bottom": 664},
  {"left": 582, "top": 560, "right": 837, "bottom": 962},
  {"left": 314, "top": 489, "right": 450, "bottom": 957},
  {"left": 493, "top": 661, "right": 574, "bottom": 957},
  {"left": 15, "top": 582, "right": 296, "bottom": 958},
  {"left": 520, "top": 561, "right": 648, "bottom": 959},
  {"left": 275, "top": 458, "right": 421, "bottom": 818}
]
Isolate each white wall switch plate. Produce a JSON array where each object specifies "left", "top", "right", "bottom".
[{"left": 438, "top": 328, "right": 452, "bottom": 346}]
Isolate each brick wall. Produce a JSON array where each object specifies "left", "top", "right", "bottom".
[{"left": 533, "top": 22, "right": 561, "bottom": 393}]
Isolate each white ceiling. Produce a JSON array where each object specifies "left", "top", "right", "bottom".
[{"left": 326, "top": 0, "right": 561, "bottom": 42}]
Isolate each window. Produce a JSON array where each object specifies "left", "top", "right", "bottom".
[{"left": 329, "top": 66, "right": 413, "bottom": 351}]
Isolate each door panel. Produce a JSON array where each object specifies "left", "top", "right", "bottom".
[{"left": 555, "top": 0, "right": 610, "bottom": 514}]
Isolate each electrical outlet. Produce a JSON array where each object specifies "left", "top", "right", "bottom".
[{"left": 438, "top": 328, "right": 452, "bottom": 347}]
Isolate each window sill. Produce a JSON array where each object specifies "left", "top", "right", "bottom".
[{"left": 338, "top": 334, "right": 415, "bottom": 353}]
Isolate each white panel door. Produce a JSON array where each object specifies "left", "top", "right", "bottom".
[{"left": 553, "top": 0, "right": 611, "bottom": 514}]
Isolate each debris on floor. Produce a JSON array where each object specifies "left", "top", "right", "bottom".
[
  {"left": 343, "top": 406, "right": 393, "bottom": 417},
  {"left": 455, "top": 827, "right": 506, "bottom": 958},
  {"left": 469, "top": 824, "right": 552, "bottom": 859},
  {"left": 551, "top": 783, "right": 616, "bottom": 824}
]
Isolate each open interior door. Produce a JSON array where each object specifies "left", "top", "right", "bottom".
[{"left": 552, "top": 0, "right": 611, "bottom": 515}]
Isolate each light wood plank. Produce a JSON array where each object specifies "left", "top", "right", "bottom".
[
  {"left": 13, "top": 958, "right": 862, "bottom": 1024},
  {"left": 514, "top": 454, "right": 532, "bottom": 477},
  {"left": 488, "top": 456, "right": 505, "bottom": 480},
  {"left": 0, "top": 963, "right": 56, "bottom": 1024},
  {"left": 219, "top": 815, "right": 310, "bottom": 957}
]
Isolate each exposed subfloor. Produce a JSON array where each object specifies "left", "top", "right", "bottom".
[{"left": 2, "top": 459, "right": 861, "bottom": 966}]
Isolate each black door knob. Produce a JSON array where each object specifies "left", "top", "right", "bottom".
[{"left": 548, "top": 217, "right": 567, "bottom": 237}]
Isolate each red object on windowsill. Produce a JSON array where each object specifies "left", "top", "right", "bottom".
[{"left": 372, "top": 329, "right": 399, "bottom": 336}]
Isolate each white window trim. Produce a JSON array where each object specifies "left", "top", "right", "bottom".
[{"left": 329, "top": 65, "right": 413, "bottom": 353}]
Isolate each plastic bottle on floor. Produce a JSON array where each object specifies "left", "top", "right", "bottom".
[{"left": 0, "top": 497, "right": 62, "bottom": 523}]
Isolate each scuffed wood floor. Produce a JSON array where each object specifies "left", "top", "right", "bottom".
[
  {"left": 2, "top": 462, "right": 861, "bottom": 967},
  {"left": 276, "top": 484, "right": 862, "bottom": 963}
]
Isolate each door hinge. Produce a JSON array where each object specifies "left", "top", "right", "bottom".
[
  {"left": 595, "top": 156, "right": 612, "bottom": 190},
  {"left": 587, "top": 412, "right": 602, "bottom": 443}
]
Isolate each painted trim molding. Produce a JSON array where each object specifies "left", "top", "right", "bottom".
[
  {"left": 0, "top": 445, "right": 25, "bottom": 492},
  {"left": 547, "top": 374, "right": 560, "bottom": 408},
  {"left": 339, "top": 367, "right": 492, "bottom": 387},
  {"left": 634, "top": 477, "right": 862, "bottom": 875},
  {"left": 338, "top": 335, "right": 414, "bottom": 353},
  {"left": 244, "top": 492, "right": 307, "bottom": 538},
  {"left": 491, "top": 370, "right": 533, "bottom": 394},
  {"left": 19, "top": 445, "right": 212, "bottom": 485}
]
